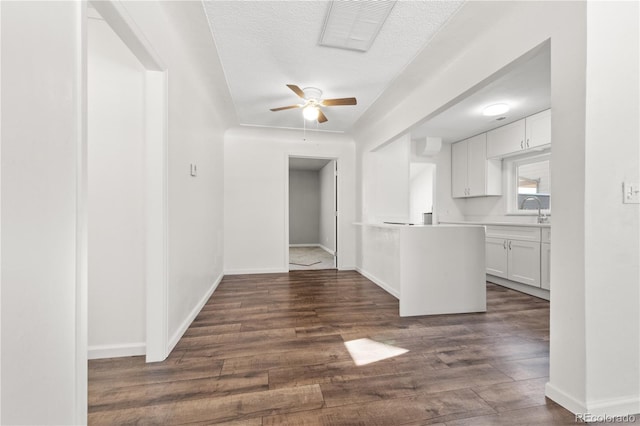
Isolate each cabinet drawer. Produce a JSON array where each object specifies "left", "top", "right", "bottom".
[
  {"left": 541, "top": 228, "right": 551, "bottom": 243},
  {"left": 485, "top": 225, "right": 541, "bottom": 242}
]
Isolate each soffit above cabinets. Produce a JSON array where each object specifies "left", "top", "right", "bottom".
[{"left": 411, "top": 43, "right": 551, "bottom": 144}]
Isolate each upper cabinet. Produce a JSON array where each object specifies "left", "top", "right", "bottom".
[
  {"left": 525, "top": 109, "right": 551, "bottom": 149},
  {"left": 487, "top": 109, "right": 551, "bottom": 158},
  {"left": 451, "top": 134, "right": 501, "bottom": 198}
]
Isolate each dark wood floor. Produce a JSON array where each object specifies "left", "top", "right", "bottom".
[{"left": 89, "top": 270, "right": 580, "bottom": 425}]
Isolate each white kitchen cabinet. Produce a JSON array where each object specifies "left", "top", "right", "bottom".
[
  {"left": 508, "top": 239, "right": 541, "bottom": 287},
  {"left": 486, "top": 109, "right": 551, "bottom": 158},
  {"left": 486, "top": 119, "right": 525, "bottom": 159},
  {"left": 451, "top": 139, "right": 468, "bottom": 198},
  {"left": 485, "top": 225, "right": 542, "bottom": 288},
  {"left": 451, "top": 134, "right": 501, "bottom": 198},
  {"left": 541, "top": 228, "right": 551, "bottom": 290},
  {"left": 486, "top": 237, "right": 508, "bottom": 278},
  {"left": 541, "top": 242, "right": 551, "bottom": 290},
  {"left": 525, "top": 109, "right": 551, "bottom": 149}
]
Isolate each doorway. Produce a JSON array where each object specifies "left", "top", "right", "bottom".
[
  {"left": 288, "top": 157, "right": 337, "bottom": 270},
  {"left": 86, "top": 1, "right": 168, "bottom": 364}
]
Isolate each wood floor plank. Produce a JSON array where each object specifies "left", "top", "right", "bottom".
[
  {"left": 490, "top": 356, "right": 549, "bottom": 381},
  {"left": 320, "top": 363, "right": 513, "bottom": 408},
  {"left": 268, "top": 352, "right": 448, "bottom": 390},
  {"left": 89, "top": 371, "right": 268, "bottom": 412},
  {"left": 472, "top": 377, "right": 549, "bottom": 412},
  {"left": 165, "top": 383, "right": 324, "bottom": 424},
  {"left": 444, "top": 401, "right": 580, "bottom": 425},
  {"left": 262, "top": 388, "right": 495, "bottom": 425},
  {"left": 88, "top": 272, "right": 576, "bottom": 425}
]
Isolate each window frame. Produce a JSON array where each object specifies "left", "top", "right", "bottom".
[{"left": 506, "top": 151, "right": 552, "bottom": 215}]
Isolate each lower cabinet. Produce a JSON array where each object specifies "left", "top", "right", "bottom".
[
  {"left": 508, "top": 239, "right": 541, "bottom": 287},
  {"left": 541, "top": 242, "right": 551, "bottom": 290},
  {"left": 485, "top": 225, "right": 547, "bottom": 289},
  {"left": 485, "top": 237, "right": 540, "bottom": 287}
]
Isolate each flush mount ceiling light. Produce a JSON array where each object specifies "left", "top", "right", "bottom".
[
  {"left": 303, "top": 105, "right": 320, "bottom": 121},
  {"left": 482, "top": 103, "right": 510, "bottom": 116}
]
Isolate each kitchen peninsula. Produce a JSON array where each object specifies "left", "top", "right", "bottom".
[{"left": 356, "top": 223, "right": 486, "bottom": 317}]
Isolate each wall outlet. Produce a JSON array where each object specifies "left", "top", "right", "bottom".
[{"left": 623, "top": 182, "right": 639, "bottom": 204}]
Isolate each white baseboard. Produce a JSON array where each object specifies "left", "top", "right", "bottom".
[
  {"left": 338, "top": 265, "right": 356, "bottom": 271},
  {"left": 356, "top": 267, "right": 400, "bottom": 299},
  {"left": 88, "top": 342, "right": 146, "bottom": 360},
  {"left": 586, "top": 394, "right": 640, "bottom": 418},
  {"left": 318, "top": 244, "right": 335, "bottom": 255},
  {"left": 289, "top": 243, "right": 336, "bottom": 256},
  {"left": 545, "top": 382, "right": 640, "bottom": 418},
  {"left": 545, "top": 382, "right": 587, "bottom": 415},
  {"left": 168, "top": 274, "right": 223, "bottom": 353},
  {"left": 224, "top": 267, "right": 288, "bottom": 275},
  {"left": 487, "top": 275, "right": 550, "bottom": 300}
]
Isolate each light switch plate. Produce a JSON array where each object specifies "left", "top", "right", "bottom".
[{"left": 623, "top": 182, "right": 639, "bottom": 204}]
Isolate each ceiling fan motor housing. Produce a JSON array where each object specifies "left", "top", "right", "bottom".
[{"left": 302, "top": 87, "right": 323, "bottom": 101}]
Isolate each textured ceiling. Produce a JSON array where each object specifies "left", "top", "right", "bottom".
[{"left": 202, "top": 1, "right": 464, "bottom": 133}]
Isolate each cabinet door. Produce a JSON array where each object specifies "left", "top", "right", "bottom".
[
  {"left": 486, "top": 119, "right": 525, "bottom": 158},
  {"left": 525, "top": 109, "right": 551, "bottom": 149},
  {"left": 486, "top": 237, "right": 508, "bottom": 278},
  {"left": 508, "top": 240, "right": 541, "bottom": 287},
  {"left": 451, "top": 140, "right": 468, "bottom": 198},
  {"left": 541, "top": 242, "right": 551, "bottom": 290},
  {"left": 466, "top": 134, "right": 487, "bottom": 197}
]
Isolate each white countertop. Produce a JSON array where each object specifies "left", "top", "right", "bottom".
[
  {"left": 440, "top": 220, "right": 551, "bottom": 228},
  {"left": 353, "top": 222, "right": 484, "bottom": 229}
]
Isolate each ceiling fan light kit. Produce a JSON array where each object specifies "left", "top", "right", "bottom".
[
  {"left": 303, "top": 105, "right": 320, "bottom": 121},
  {"left": 270, "top": 84, "right": 357, "bottom": 124}
]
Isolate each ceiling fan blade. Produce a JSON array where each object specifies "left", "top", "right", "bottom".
[
  {"left": 270, "top": 105, "right": 301, "bottom": 112},
  {"left": 317, "top": 109, "right": 328, "bottom": 123},
  {"left": 321, "top": 97, "right": 357, "bottom": 106},
  {"left": 286, "top": 84, "right": 306, "bottom": 99}
]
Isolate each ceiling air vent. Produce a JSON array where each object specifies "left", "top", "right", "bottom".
[{"left": 319, "top": 1, "right": 396, "bottom": 52}]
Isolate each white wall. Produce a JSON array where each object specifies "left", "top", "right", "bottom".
[
  {"left": 1, "top": 2, "right": 85, "bottom": 423},
  {"left": 409, "top": 163, "right": 435, "bottom": 224},
  {"left": 583, "top": 0, "right": 639, "bottom": 414},
  {"left": 224, "top": 127, "right": 356, "bottom": 273},
  {"left": 87, "top": 14, "right": 146, "bottom": 358},
  {"left": 2, "top": 1, "right": 236, "bottom": 422},
  {"left": 289, "top": 169, "right": 320, "bottom": 245},
  {"left": 363, "top": 134, "right": 411, "bottom": 223},
  {"left": 352, "top": 0, "right": 639, "bottom": 416},
  {"left": 319, "top": 161, "right": 336, "bottom": 253},
  {"left": 118, "top": 1, "right": 236, "bottom": 350}
]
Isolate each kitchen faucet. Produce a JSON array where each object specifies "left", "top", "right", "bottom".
[{"left": 520, "top": 196, "right": 548, "bottom": 223}]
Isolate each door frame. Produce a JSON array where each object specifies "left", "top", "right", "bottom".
[
  {"left": 285, "top": 155, "right": 339, "bottom": 270},
  {"left": 85, "top": 0, "right": 169, "bottom": 366}
]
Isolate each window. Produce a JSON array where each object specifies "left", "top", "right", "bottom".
[{"left": 509, "top": 153, "right": 551, "bottom": 213}]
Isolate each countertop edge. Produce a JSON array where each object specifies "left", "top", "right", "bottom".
[{"left": 439, "top": 220, "right": 551, "bottom": 228}]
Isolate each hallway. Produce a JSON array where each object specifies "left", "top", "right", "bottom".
[{"left": 88, "top": 271, "right": 576, "bottom": 425}]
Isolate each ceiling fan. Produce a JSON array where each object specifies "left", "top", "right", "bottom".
[{"left": 270, "top": 84, "right": 357, "bottom": 123}]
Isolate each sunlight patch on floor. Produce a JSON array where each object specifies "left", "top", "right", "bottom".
[{"left": 344, "top": 338, "right": 409, "bottom": 366}]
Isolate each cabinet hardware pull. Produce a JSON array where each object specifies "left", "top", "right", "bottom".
[
  {"left": 526, "top": 138, "right": 530, "bottom": 148},
  {"left": 503, "top": 240, "right": 507, "bottom": 249},
  {"left": 520, "top": 140, "right": 524, "bottom": 149},
  {"left": 508, "top": 241, "right": 512, "bottom": 250}
]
